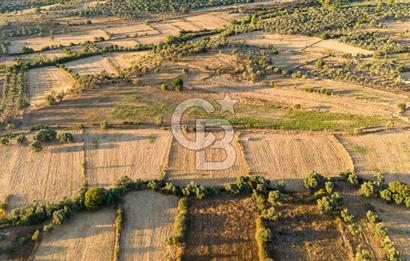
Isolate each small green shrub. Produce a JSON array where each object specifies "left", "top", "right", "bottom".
[
  {"left": 366, "top": 210, "right": 380, "bottom": 224},
  {"left": 16, "top": 134, "right": 27, "bottom": 144},
  {"left": 30, "top": 140, "right": 43, "bottom": 152},
  {"left": 57, "top": 132, "right": 74, "bottom": 143}
]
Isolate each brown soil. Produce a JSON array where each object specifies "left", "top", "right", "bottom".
[{"left": 184, "top": 196, "right": 259, "bottom": 261}]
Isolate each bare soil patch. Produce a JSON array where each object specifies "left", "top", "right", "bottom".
[
  {"left": 184, "top": 196, "right": 258, "bottom": 260},
  {"left": 32, "top": 208, "right": 115, "bottom": 261},
  {"left": 269, "top": 202, "right": 351, "bottom": 261},
  {"left": 120, "top": 191, "right": 178, "bottom": 261},
  {"left": 84, "top": 129, "right": 172, "bottom": 187},
  {"left": 241, "top": 131, "right": 353, "bottom": 191}
]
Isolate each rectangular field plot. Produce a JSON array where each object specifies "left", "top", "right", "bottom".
[
  {"left": 269, "top": 203, "right": 351, "bottom": 260},
  {"left": 241, "top": 132, "right": 353, "bottom": 191},
  {"left": 184, "top": 197, "right": 258, "bottom": 260},
  {"left": 167, "top": 133, "right": 248, "bottom": 186},
  {"left": 120, "top": 191, "right": 178, "bottom": 261},
  {"left": 84, "top": 129, "right": 172, "bottom": 187},
  {"left": 28, "top": 67, "right": 75, "bottom": 107},
  {"left": 65, "top": 55, "right": 119, "bottom": 76},
  {"left": 32, "top": 208, "right": 115, "bottom": 261},
  {"left": 8, "top": 29, "right": 107, "bottom": 54},
  {"left": 339, "top": 130, "right": 410, "bottom": 183},
  {"left": 0, "top": 132, "right": 85, "bottom": 209}
]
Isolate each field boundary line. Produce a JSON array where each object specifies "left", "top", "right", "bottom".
[
  {"left": 162, "top": 132, "right": 174, "bottom": 180},
  {"left": 236, "top": 132, "right": 252, "bottom": 176},
  {"left": 333, "top": 134, "right": 356, "bottom": 173},
  {"left": 82, "top": 128, "right": 89, "bottom": 187}
]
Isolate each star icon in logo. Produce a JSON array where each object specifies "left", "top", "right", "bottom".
[{"left": 217, "top": 92, "right": 238, "bottom": 114}]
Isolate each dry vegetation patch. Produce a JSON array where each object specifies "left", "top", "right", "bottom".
[
  {"left": 184, "top": 196, "right": 258, "bottom": 260},
  {"left": 269, "top": 202, "right": 351, "bottom": 260},
  {"left": 84, "top": 129, "right": 172, "bottom": 187},
  {"left": 241, "top": 131, "right": 353, "bottom": 191},
  {"left": 106, "top": 51, "right": 149, "bottom": 69},
  {"left": 167, "top": 132, "right": 248, "bottom": 186},
  {"left": 339, "top": 130, "right": 410, "bottom": 183},
  {"left": 120, "top": 191, "right": 178, "bottom": 261},
  {"left": 32, "top": 208, "right": 115, "bottom": 261},
  {"left": 371, "top": 200, "right": 410, "bottom": 260},
  {"left": 65, "top": 55, "right": 119, "bottom": 76},
  {"left": 0, "top": 132, "right": 85, "bottom": 210},
  {"left": 8, "top": 29, "right": 107, "bottom": 53},
  {"left": 27, "top": 67, "right": 75, "bottom": 107}
]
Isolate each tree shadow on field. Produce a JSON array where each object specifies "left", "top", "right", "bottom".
[{"left": 84, "top": 133, "right": 155, "bottom": 151}]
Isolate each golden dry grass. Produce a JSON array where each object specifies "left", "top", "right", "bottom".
[
  {"left": 120, "top": 191, "right": 178, "bottom": 261},
  {"left": 371, "top": 200, "right": 410, "bottom": 260},
  {"left": 106, "top": 51, "right": 149, "bottom": 69},
  {"left": 65, "top": 55, "right": 119, "bottom": 76},
  {"left": 27, "top": 67, "right": 75, "bottom": 107},
  {"left": 32, "top": 208, "right": 115, "bottom": 261},
  {"left": 167, "top": 132, "right": 248, "bottom": 186},
  {"left": 0, "top": 132, "right": 85, "bottom": 210},
  {"left": 339, "top": 130, "right": 410, "bottom": 183},
  {"left": 241, "top": 131, "right": 353, "bottom": 191},
  {"left": 8, "top": 29, "right": 107, "bottom": 53},
  {"left": 84, "top": 129, "right": 172, "bottom": 187}
]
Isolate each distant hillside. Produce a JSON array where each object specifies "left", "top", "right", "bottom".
[{"left": 96, "top": 0, "right": 255, "bottom": 20}]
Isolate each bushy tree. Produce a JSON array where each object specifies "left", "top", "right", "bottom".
[
  {"left": 57, "top": 132, "right": 74, "bottom": 143},
  {"left": 84, "top": 188, "right": 106, "bottom": 209},
  {"left": 35, "top": 127, "right": 57, "bottom": 142},
  {"left": 304, "top": 172, "right": 325, "bottom": 192},
  {"left": 268, "top": 190, "right": 283, "bottom": 206},
  {"left": 359, "top": 182, "right": 375, "bottom": 198}
]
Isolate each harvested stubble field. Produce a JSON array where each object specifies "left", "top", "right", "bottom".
[
  {"left": 339, "top": 130, "right": 410, "bottom": 184},
  {"left": 0, "top": 132, "right": 85, "bottom": 210},
  {"left": 65, "top": 55, "right": 119, "bottom": 76},
  {"left": 185, "top": 12, "right": 243, "bottom": 30},
  {"left": 184, "top": 196, "right": 258, "bottom": 260},
  {"left": 84, "top": 129, "right": 172, "bottom": 187},
  {"left": 201, "top": 74, "right": 401, "bottom": 118},
  {"left": 27, "top": 67, "right": 75, "bottom": 107},
  {"left": 167, "top": 132, "right": 248, "bottom": 186},
  {"left": 8, "top": 29, "right": 107, "bottom": 54},
  {"left": 269, "top": 202, "right": 351, "bottom": 260},
  {"left": 240, "top": 131, "right": 353, "bottom": 191},
  {"left": 120, "top": 191, "right": 178, "bottom": 261},
  {"left": 371, "top": 200, "right": 410, "bottom": 260},
  {"left": 229, "top": 31, "right": 373, "bottom": 56},
  {"left": 32, "top": 208, "right": 115, "bottom": 261},
  {"left": 106, "top": 51, "right": 149, "bottom": 69}
]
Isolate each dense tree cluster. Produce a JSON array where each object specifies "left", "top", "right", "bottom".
[
  {"left": 260, "top": 2, "right": 410, "bottom": 36},
  {"left": 311, "top": 59, "right": 407, "bottom": 90},
  {"left": 0, "top": 68, "right": 28, "bottom": 121},
  {"left": 340, "top": 31, "right": 405, "bottom": 54},
  {"left": 0, "top": 0, "right": 66, "bottom": 13},
  {"left": 86, "top": 0, "right": 254, "bottom": 20}
]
